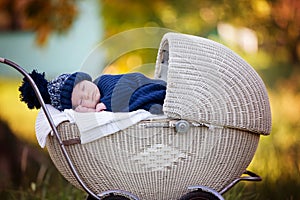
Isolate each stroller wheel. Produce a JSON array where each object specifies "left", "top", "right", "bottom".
[
  {"left": 86, "top": 194, "right": 130, "bottom": 200},
  {"left": 102, "top": 195, "right": 131, "bottom": 200},
  {"left": 179, "top": 190, "right": 223, "bottom": 200}
]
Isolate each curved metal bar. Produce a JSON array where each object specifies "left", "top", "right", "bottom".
[
  {"left": 0, "top": 58, "right": 101, "bottom": 200},
  {"left": 219, "top": 170, "right": 262, "bottom": 195}
]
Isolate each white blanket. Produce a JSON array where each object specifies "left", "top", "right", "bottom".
[{"left": 35, "top": 104, "right": 156, "bottom": 148}]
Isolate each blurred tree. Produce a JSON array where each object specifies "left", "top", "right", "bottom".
[
  {"left": 1, "top": 0, "right": 298, "bottom": 74},
  {"left": 100, "top": 0, "right": 300, "bottom": 85},
  {"left": 0, "top": 0, "right": 78, "bottom": 45}
]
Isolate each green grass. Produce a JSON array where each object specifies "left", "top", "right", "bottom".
[{"left": 0, "top": 166, "right": 86, "bottom": 200}]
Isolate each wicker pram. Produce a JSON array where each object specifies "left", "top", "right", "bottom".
[{"left": 1, "top": 32, "right": 271, "bottom": 200}]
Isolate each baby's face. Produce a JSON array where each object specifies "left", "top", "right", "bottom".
[{"left": 71, "top": 80, "right": 100, "bottom": 109}]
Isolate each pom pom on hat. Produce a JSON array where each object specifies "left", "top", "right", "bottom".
[{"left": 19, "top": 70, "right": 51, "bottom": 109}]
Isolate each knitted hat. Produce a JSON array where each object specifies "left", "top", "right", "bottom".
[
  {"left": 48, "top": 72, "right": 92, "bottom": 110},
  {"left": 19, "top": 70, "right": 92, "bottom": 111}
]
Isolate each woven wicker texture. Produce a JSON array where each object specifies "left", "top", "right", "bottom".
[
  {"left": 155, "top": 32, "right": 271, "bottom": 135},
  {"left": 47, "top": 121, "right": 259, "bottom": 200},
  {"left": 44, "top": 32, "right": 272, "bottom": 199}
]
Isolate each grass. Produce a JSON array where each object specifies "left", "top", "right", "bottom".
[{"left": 0, "top": 167, "right": 86, "bottom": 200}]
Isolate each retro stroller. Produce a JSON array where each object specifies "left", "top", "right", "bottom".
[{"left": 1, "top": 32, "right": 272, "bottom": 200}]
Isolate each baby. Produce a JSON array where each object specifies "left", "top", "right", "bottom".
[
  {"left": 71, "top": 79, "right": 107, "bottom": 112},
  {"left": 19, "top": 71, "right": 166, "bottom": 114}
]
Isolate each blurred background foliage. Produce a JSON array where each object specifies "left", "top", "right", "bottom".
[
  {"left": 0, "top": 0, "right": 78, "bottom": 44},
  {"left": 0, "top": 0, "right": 300, "bottom": 199}
]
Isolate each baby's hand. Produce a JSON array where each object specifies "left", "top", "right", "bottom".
[
  {"left": 74, "top": 105, "right": 96, "bottom": 113},
  {"left": 95, "top": 102, "right": 107, "bottom": 112}
]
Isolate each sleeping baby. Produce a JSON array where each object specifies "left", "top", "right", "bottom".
[{"left": 19, "top": 70, "right": 166, "bottom": 114}]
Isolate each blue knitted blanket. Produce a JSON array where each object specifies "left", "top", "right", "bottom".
[{"left": 93, "top": 73, "right": 166, "bottom": 114}]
